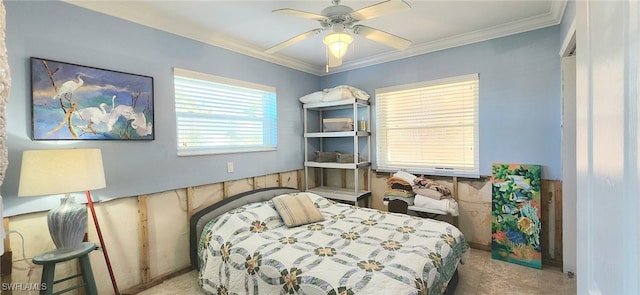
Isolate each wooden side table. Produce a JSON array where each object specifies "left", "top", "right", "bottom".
[{"left": 32, "top": 242, "right": 98, "bottom": 295}]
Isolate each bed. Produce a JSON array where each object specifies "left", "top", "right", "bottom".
[{"left": 189, "top": 187, "right": 469, "bottom": 295}]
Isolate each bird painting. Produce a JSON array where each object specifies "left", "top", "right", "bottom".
[
  {"left": 106, "top": 96, "right": 135, "bottom": 132},
  {"left": 53, "top": 72, "right": 92, "bottom": 101},
  {"left": 71, "top": 94, "right": 153, "bottom": 137},
  {"left": 31, "top": 57, "right": 154, "bottom": 140},
  {"left": 73, "top": 102, "right": 110, "bottom": 134},
  {"left": 130, "top": 112, "right": 153, "bottom": 136}
]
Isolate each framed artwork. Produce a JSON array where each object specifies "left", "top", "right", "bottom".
[
  {"left": 491, "top": 163, "right": 542, "bottom": 269},
  {"left": 30, "top": 57, "right": 154, "bottom": 140}
]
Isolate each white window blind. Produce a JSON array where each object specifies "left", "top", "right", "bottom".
[
  {"left": 174, "top": 68, "right": 277, "bottom": 156},
  {"left": 375, "top": 73, "right": 479, "bottom": 178}
]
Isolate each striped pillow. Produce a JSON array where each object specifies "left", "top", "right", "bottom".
[{"left": 272, "top": 193, "right": 324, "bottom": 227}]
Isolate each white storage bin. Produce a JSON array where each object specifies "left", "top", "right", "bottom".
[{"left": 323, "top": 118, "right": 354, "bottom": 132}]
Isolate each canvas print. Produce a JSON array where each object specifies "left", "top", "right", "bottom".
[
  {"left": 30, "top": 57, "right": 154, "bottom": 140},
  {"left": 491, "top": 163, "right": 542, "bottom": 269}
]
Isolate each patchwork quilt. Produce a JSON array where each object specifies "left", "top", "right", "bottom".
[{"left": 197, "top": 193, "right": 468, "bottom": 295}]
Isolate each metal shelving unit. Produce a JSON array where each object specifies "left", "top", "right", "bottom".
[{"left": 303, "top": 99, "right": 372, "bottom": 206}]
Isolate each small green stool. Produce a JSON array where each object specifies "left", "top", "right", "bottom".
[{"left": 32, "top": 242, "right": 98, "bottom": 295}]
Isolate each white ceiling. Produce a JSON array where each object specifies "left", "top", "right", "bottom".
[{"left": 63, "top": 0, "right": 567, "bottom": 76}]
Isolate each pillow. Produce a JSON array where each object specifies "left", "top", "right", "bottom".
[
  {"left": 299, "top": 86, "right": 371, "bottom": 104},
  {"left": 272, "top": 193, "right": 324, "bottom": 227},
  {"left": 322, "top": 85, "right": 371, "bottom": 101},
  {"left": 343, "top": 85, "right": 370, "bottom": 100},
  {"left": 299, "top": 91, "right": 326, "bottom": 103},
  {"left": 322, "top": 86, "right": 354, "bottom": 101}
]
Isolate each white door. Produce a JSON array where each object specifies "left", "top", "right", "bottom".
[{"left": 576, "top": 1, "right": 639, "bottom": 294}]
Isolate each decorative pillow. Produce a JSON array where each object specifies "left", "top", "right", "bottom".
[{"left": 272, "top": 193, "right": 324, "bottom": 227}]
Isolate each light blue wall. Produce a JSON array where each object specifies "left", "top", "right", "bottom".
[
  {"left": 2, "top": 1, "right": 319, "bottom": 216},
  {"left": 1, "top": 1, "right": 563, "bottom": 216},
  {"left": 321, "top": 26, "right": 562, "bottom": 180}
]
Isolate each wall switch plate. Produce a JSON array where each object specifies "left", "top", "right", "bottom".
[{"left": 227, "top": 162, "right": 233, "bottom": 173}]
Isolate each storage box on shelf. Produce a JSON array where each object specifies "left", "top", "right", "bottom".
[
  {"left": 303, "top": 99, "right": 372, "bottom": 206},
  {"left": 322, "top": 118, "right": 354, "bottom": 132}
]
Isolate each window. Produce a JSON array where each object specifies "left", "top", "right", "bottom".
[
  {"left": 375, "top": 73, "right": 479, "bottom": 178},
  {"left": 174, "top": 68, "right": 277, "bottom": 156}
]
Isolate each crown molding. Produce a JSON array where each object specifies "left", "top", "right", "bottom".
[
  {"left": 63, "top": 0, "right": 567, "bottom": 77},
  {"left": 328, "top": 0, "right": 568, "bottom": 75},
  {"left": 62, "top": 0, "right": 325, "bottom": 75}
]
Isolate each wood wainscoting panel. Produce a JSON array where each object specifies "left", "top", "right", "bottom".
[{"left": 540, "top": 179, "right": 563, "bottom": 266}]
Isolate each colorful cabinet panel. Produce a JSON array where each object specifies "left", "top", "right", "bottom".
[{"left": 491, "top": 163, "right": 542, "bottom": 269}]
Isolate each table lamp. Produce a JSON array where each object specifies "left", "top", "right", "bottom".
[{"left": 18, "top": 149, "right": 105, "bottom": 251}]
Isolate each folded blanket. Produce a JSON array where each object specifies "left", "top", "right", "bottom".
[
  {"left": 393, "top": 170, "right": 417, "bottom": 184},
  {"left": 387, "top": 176, "right": 413, "bottom": 192},
  {"left": 384, "top": 189, "right": 415, "bottom": 199},
  {"left": 412, "top": 187, "right": 444, "bottom": 200},
  {"left": 387, "top": 176, "right": 411, "bottom": 186},
  {"left": 414, "top": 195, "right": 459, "bottom": 216},
  {"left": 390, "top": 182, "right": 413, "bottom": 192},
  {"left": 413, "top": 176, "right": 452, "bottom": 196},
  {"left": 384, "top": 196, "right": 414, "bottom": 206}
]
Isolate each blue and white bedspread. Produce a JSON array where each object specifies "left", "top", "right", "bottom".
[{"left": 198, "top": 192, "right": 469, "bottom": 295}]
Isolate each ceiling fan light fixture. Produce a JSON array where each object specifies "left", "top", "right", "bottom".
[{"left": 323, "top": 31, "right": 353, "bottom": 59}]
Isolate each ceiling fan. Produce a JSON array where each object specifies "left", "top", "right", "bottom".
[{"left": 265, "top": 0, "right": 412, "bottom": 67}]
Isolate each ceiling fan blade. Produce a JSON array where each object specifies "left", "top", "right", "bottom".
[
  {"left": 265, "top": 29, "right": 323, "bottom": 54},
  {"left": 350, "top": 0, "right": 411, "bottom": 21},
  {"left": 273, "top": 8, "right": 327, "bottom": 21},
  {"left": 353, "top": 25, "right": 411, "bottom": 50}
]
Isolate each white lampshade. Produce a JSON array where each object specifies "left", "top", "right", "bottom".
[
  {"left": 18, "top": 148, "right": 106, "bottom": 250},
  {"left": 18, "top": 149, "right": 106, "bottom": 197},
  {"left": 323, "top": 32, "right": 353, "bottom": 59}
]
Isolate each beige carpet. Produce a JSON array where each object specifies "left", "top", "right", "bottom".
[
  {"left": 138, "top": 249, "right": 576, "bottom": 294},
  {"left": 136, "top": 270, "right": 205, "bottom": 295}
]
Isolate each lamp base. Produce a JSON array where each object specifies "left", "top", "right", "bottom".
[{"left": 47, "top": 194, "right": 87, "bottom": 251}]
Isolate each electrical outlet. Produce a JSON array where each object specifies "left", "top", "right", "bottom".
[{"left": 227, "top": 162, "right": 234, "bottom": 173}]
